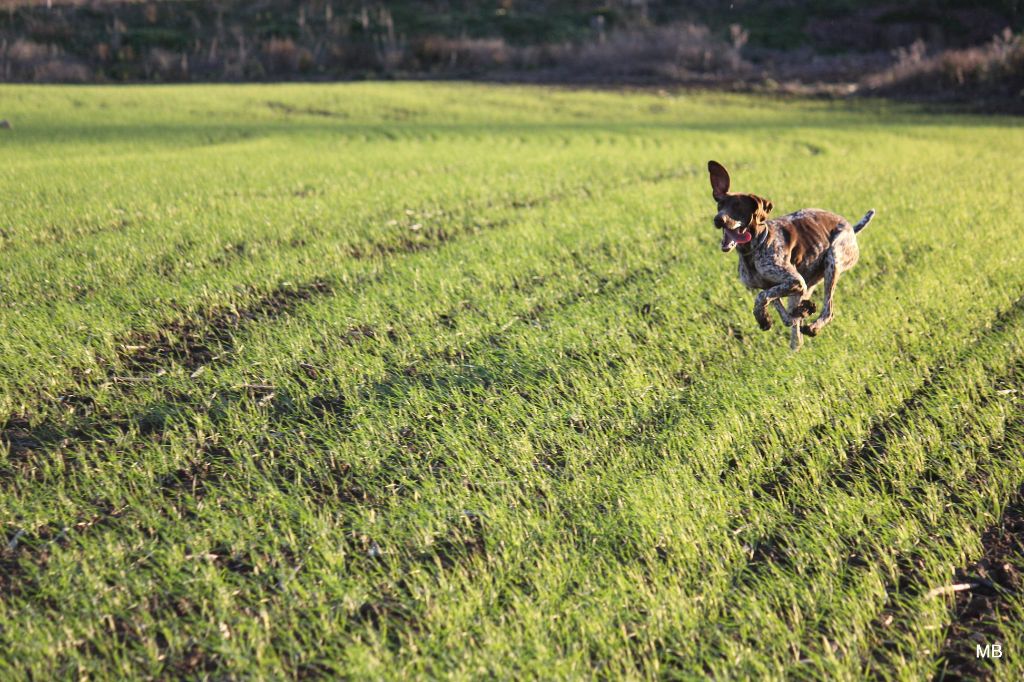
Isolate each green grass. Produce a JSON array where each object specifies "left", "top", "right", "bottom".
[{"left": 1, "top": 83, "right": 1024, "bottom": 680}]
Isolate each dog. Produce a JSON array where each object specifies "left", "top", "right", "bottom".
[{"left": 707, "top": 160, "right": 874, "bottom": 350}]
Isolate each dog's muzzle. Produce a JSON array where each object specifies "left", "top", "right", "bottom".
[{"left": 720, "top": 225, "right": 752, "bottom": 252}]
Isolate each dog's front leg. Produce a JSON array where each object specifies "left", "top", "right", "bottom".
[
  {"left": 754, "top": 274, "right": 807, "bottom": 331},
  {"left": 753, "top": 291, "right": 773, "bottom": 330}
]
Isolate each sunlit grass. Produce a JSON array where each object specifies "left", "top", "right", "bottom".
[{"left": 1, "top": 83, "right": 1022, "bottom": 679}]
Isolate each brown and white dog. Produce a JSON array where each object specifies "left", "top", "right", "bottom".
[{"left": 708, "top": 160, "right": 874, "bottom": 350}]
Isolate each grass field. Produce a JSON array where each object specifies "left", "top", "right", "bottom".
[{"left": 2, "top": 83, "right": 1024, "bottom": 680}]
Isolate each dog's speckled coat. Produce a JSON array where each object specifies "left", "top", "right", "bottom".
[{"left": 707, "top": 160, "right": 874, "bottom": 350}]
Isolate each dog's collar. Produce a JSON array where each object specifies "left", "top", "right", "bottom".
[{"left": 753, "top": 226, "right": 770, "bottom": 249}]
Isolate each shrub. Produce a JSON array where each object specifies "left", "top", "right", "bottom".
[
  {"left": 31, "top": 57, "right": 91, "bottom": 82},
  {"left": 411, "top": 22, "right": 745, "bottom": 81},
  {"left": 6, "top": 38, "right": 50, "bottom": 63},
  {"left": 412, "top": 36, "right": 511, "bottom": 72},
  {"left": 556, "top": 22, "right": 746, "bottom": 81},
  {"left": 144, "top": 47, "right": 188, "bottom": 81},
  {"left": 864, "top": 28, "right": 1024, "bottom": 99}
]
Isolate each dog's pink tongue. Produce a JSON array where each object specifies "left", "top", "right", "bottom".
[{"left": 735, "top": 231, "right": 752, "bottom": 244}]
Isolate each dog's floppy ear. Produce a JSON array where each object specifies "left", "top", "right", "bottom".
[
  {"left": 708, "top": 161, "right": 730, "bottom": 201},
  {"left": 752, "top": 195, "right": 774, "bottom": 225}
]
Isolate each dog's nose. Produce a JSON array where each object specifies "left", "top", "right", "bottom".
[{"left": 714, "top": 215, "right": 726, "bottom": 228}]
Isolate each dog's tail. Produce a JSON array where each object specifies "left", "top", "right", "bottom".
[{"left": 852, "top": 209, "right": 876, "bottom": 234}]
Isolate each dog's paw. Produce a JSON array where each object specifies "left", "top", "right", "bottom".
[
  {"left": 756, "top": 315, "right": 773, "bottom": 331},
  {"left": 800, "top": 324, "right": 817, "bottom": 337},
  {"left": 794, "top": 300, "right": 816, "bottom": 318}
]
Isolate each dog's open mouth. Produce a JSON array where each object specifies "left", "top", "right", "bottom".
[{"left": 721, "top": 226, "right": 752, "bottom": 252}]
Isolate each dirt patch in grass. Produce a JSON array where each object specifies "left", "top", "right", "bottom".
[
  {"left": 156, "top": 441, "right": 230, "bottom": 502},
  {"left": 933, "top": 476, "right": 1024, "bottom": 680},
  {"left": 426, "top": 510, "right": 487, "bottom": 569},
  {"left": 0, "top": 415, "right": 52, "bottom": 466},
  {"left": 0, "top": 413, "right": 85, "bottom": 483},
  {"left": 350, "top": 224, "right": 461, "bottom": 259},
  {"left": 120, "top": 279, "right": 332, "bottom": 373},
  {"left": 266, "top": 101, "right": 350, "bottom": 119},
  {"left": 747, "top": 531, "right": 790, "bottom": 566},
  {"left": 170, "top": 643, "right": 222, "bottom": 677},
  {"left": 349, "top": 577, "right": 422, "bottom": 651},
  {"left": 352, "top": 589, "right": 406, "bottom": 625},
  {"left": 0, "top": 501, "right": 128, "bottom": 597},
  {"left": 1, "top": 280, "right": 336, "bottom": 482}
]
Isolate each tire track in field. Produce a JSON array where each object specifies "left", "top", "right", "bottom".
[
  {"left": 3, "top": 158, "right": 694, "bottom": 401},
  {"left": 0, "top": 279, "right": 335, "bottom": 481},
  {"left": 619, "top": 292, "right": 1024, "bottom": 671},
  {"left": 0, "top": 242, "right": 689, "bottom": 595},
  {"left": 3, "top": 161, "right": 695, "bottom": 419},
  {"left": 6, "top": 237, "right": 686, "bottom": 486},
  {"left": 342, "top": 223, "right": 942, "bottom": 474},
  {"left": 346, "top": 165, "right": 698, "bottom": 260},
  {"left": 356, "top": 251, "right": 685, "bottom": 406},
  {"left": 0, "top": 233, "right": 708, "bottom": 623},
  {"left": 6, "top": 165, "right": 699, "bottom": 303},
  {"left": 0, "top": 217, "right": 685, "bottom": 484}
]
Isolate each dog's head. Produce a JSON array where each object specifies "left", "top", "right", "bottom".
[{"left": 707, "top": 161, "right": 773, "bottom": 253}]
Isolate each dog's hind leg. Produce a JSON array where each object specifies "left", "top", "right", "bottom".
[
  {"left": 802, "top": 230, "right": 858, "bottom": 337},
  {"left": 802, "top": 255, "right": 839, "bottom": 337}
]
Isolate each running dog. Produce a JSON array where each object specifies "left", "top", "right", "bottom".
[{"left": 708, "top": 160, "right": 874, "bottom": 350}]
